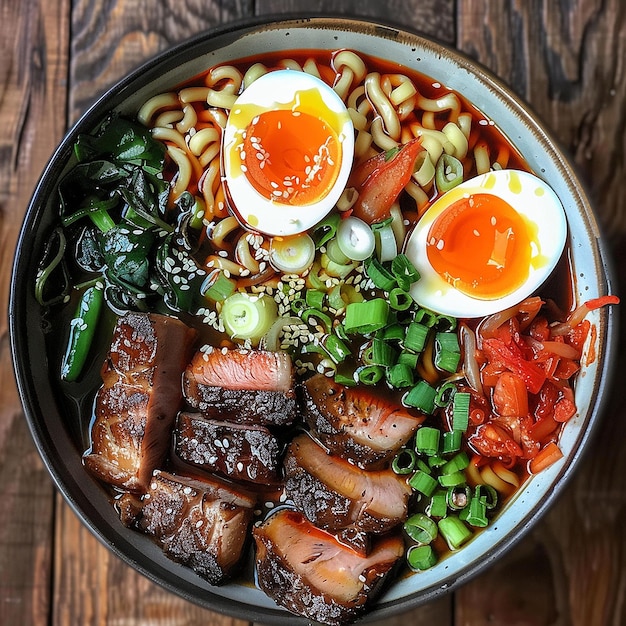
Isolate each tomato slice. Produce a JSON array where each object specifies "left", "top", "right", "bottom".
[{"left": 351, "top": 138, "right": 422, "bottom": 223}]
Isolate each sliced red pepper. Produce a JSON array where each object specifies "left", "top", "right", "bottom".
[
  {"left": 492, "top": 372, "right": 529, "bottom": 418},
  {"left": 350, "top": 137, "right": 423, "bottom": 223},
  {"left": 482, "top": 337, "right": 546, "bottom": 395}
]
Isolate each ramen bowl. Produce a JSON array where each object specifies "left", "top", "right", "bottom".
[{"left": 9, "top": 15, "right": 618, "bottom": 625}]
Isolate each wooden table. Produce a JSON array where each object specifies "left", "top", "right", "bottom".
[{"left": 2, "top": 1, "right": 625, "bottom": 624}]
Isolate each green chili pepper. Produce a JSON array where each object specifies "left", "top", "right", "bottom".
[{"left": 60, "top": 283, "right": 104, "bottom": 382}]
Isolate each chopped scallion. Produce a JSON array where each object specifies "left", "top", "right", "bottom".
[
  {"left": 407, "top": 544, "right": 437, "bottom": 571},
  {"left": 404, "top": 380, "right": 437, "bottom": 414},
  {"left": 452, "top": 391, "right": 471, "bottom": 431},
  {"left": 408, "top": 469, "right": 438, "bottom": 497},
  {"left": 404, "top": 321, "right": 429, "bottom": 353},
  {"left": 364, "top": 257, "right": 396, "bottom": 291},
  {"left": 438, "top": 515, "right": 473, "bottom": 550},
  {"left": 357, "top": 364, "right": 385, "bottom": 385},
  {"left": 441, "top": 452, "right": 470, "bottom": 475},
  {"left": 389, "top": 287, "right": 413, "bottom": 311},
  {"left": 391, "top": 253, "right": 420, "bottom": 291},
  {"left": 387, "top": 362, "right": 414, "bottom": 388},
  {"left": 415, "top": 426, "right": 441, "bottom": 456},
  {"left": 442, "top": 429, "right": 463, "bottom": 454},
  {"left": 404, "top": 513, "right": 438, "bottom": 544},
  {"left": 392, "top": 448, "right": 418, "bottom": 474},
  {"left": 344, "top": 298, "right": 389, "bottom": 334}
]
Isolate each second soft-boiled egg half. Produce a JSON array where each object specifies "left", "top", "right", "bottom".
[
  {"left": 222, "top": 70, "right": 354, "bottom": 237},
  {"left": 405, "top": 169, "right": 568, "bottom": 318}
]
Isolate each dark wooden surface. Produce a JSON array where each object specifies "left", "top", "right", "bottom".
[{"left": 2, "top": 1, "right": 625, "bottom": 624}]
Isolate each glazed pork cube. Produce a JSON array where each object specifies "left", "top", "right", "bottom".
[
  {"left": 174, "top": 411, "right": 281, "bottom": 484},
  {"left": 253, "top": 508, "right": 404, "bottom": 625},
  {"left": 139, "top": 469, "right": 256, "bottom": 585},
  {"left": 284, "top": 434, "right": 412, "bottom": 534},
  {"left": 183, "top": 347, "right": 297, "bottom": 426},
  {"left": 303, "top": 374, "right": 425, "bottom": 468},
  {"left": 84, "top": 312, "right": 196, "bottom": 492}
]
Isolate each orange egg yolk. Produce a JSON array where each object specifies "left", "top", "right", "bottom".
[
  {"left": 426, "top": 193, "right": 533, "bottom": 299},
  {"left": 241, "top": 109, "right": 340, "bottom": 206}
]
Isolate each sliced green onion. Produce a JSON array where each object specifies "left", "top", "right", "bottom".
[
  {"left": 438, "top": 515, "right": 473, "bottom": 550},
  {"left": 427, "top": 455, "right": 447, "bottom": 470},
  {"left": 381, "top": 323, "right": 405, "bottom": 342},
  {"left": 465, "top": 496, "right": 489, "bottom": 527},
  {"left": 426, "top": 490, "right": 449, "bottom": 518},
  {"left": 398, "top": 350, "right": 419, "bottom": 369},
  {"left": 312, "top": 212, "right": 341, "bottom": 247},
  {"left": 320, "top": 253, "right": 357, "bottom": 278},
  {"left": 364, "top": 257, "right": 396, "bottom": 291},
  {"left": 220, "top": 292, "right": 278, "bottom": 344},
  {"left": 446, "top": 485, "right": 471, "bottom": 510},
  {"left": 434, "top": 381, "right": 457, "bottom": 408},
  {"left": 408, "top": 469, "right": 438, "bottom": 497},
  {"left": 392, "top": 448, "right": 418, "bottom": 475},
  {"left": 434, "top": 331, "right": 461, "bottom": 373},
  {"left": 414, "top": 308, "right": 439, "bottom": 328},
  {"left": 404, "top": 513, "right": 438, "bottom": 544},
  {"left": 60, "top": 282, "right": 104, "bottom": 382},
  {"left": 407, "top": 544, "right": 437, "bottom": 571},
  {"left": 301, "top": 308, "right": 333, "bottom": 333},
  {"left": 305, "top": 289, "right": 325, "bottom": 310},
  {"left": 436, "top": 153, "right": 464, "bottom": 192},
  {"left": 404, "top": 321, "right": 429, "bottom": 353},
  {"left": 269, "top": 233, "right": 315, "bottom": 274},
  {"left": 391, "top": 253, "right": 420, "bottom": 291},
  {"left": 415, "top": 427, "right": 441, "bottom": 456},
  {"left": 435, "top": 313, "right": 457, "bottom": 332},
  {"left": 404, "top": 380, "right": 437, "bottom": 414},
  {"left": 334, "top": 372, "right": 357, "bottom": 387},
  {"left": 201, "top": 269, "right": 236, "bottom": 302},
  {"left": 324, "top": 334, "right": 351, "bottom": 364},
  {"left": 438, "top": 470, "right": 466, "bottom": 488},
  {"left": 357, "top": 364, "right": 385, "bottom": 385},
  {"left": 475, "top": 484, "right": 498, "bottom": 510},
  {"left": 336, "top": 216, "right": 376, "bottom": 261},
  {"left": 452, "top": 391, "right": 471, "bottom": 431},
  {"left": 387, "top": 362, "right": 414, "bottom": 388},
  {"left": 373, "top": 221, "right": 398, "bottom": 262},
  {"left": 290, "top": 297, "right": 307, "bottom": 315},
  {"left": 326, "top": 238, "right": 352, "bottom": 265},
  {"left": 327, "top": 284, "right": 347, "bottom": 311},
  {"left": 441, "top": 452, "right": 470, "bottom": 475},
  {"left": 389, "top": 287, "right": 413, "bottom": 311},
  {"left": 344, "top": 298, "right": 390, "bottom": 334},
  {"left": 371, "top": 338, "right": 397, "bottom": 367},
  {"left": 442, "top": 429, "right": 463, "bottom": 454}
]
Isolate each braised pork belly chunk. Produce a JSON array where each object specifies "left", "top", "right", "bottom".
[
  {"left": 284, "top": 434, "right": 412, "bottom": 534},
  {"left": 183, "top": 347, "right": 297, "bottom": 426},
  {"left": 174, "top": 412, "right": 281, "bottom": 484},
  {"left": 137, "top": 470, "right": 256, "bottom": 585},
  {"left": 84, "top": 312, "right": 197, "bottom": 492},
  {"left": 303, "top": 374, "right": 425, "bottom": 468},
  {"left": 253, "top": 509, "right": 404, "bottom": 626}
]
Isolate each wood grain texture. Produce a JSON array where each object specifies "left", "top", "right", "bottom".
[
  {"left": 254, "top": 0, "right": 455, "bottom": 43},
  {"left": 0, "top": 0, "right": 69, "bottom": 624}
]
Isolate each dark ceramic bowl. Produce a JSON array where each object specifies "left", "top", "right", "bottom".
[{"left": 9, "top": 15, "right": 618, "bottom": 624}]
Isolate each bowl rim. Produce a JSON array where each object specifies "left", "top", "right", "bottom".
[{"left": 9, "top": 13, "right": 619, "bottom": 625}]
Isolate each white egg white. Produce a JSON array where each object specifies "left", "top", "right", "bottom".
[
  {"left": 222, "top": 70, "right": 354, "bottom": 237},
  {"left": 405, "top": 169, "right": 568, "bottom": 318}
]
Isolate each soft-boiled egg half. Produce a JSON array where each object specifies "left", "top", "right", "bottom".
[
  {"left": 222, "top": 70, "right": 354, "bottom": 236},
  {"left": 405, "top": 169, "right": 567, "bottom": 318}
]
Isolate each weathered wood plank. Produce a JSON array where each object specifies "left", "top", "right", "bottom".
[
  {"left": 69, "top": 0, "right": 255, "bottom": 123},
  {"left": 456, "top": 2, "right": 626, "bottom": 625},
  {"left": 254, "top": 0, "right": 455, "bottom": 43},
  {"left": 0, "top": 0, "right": 70, "bottom": 624}
]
